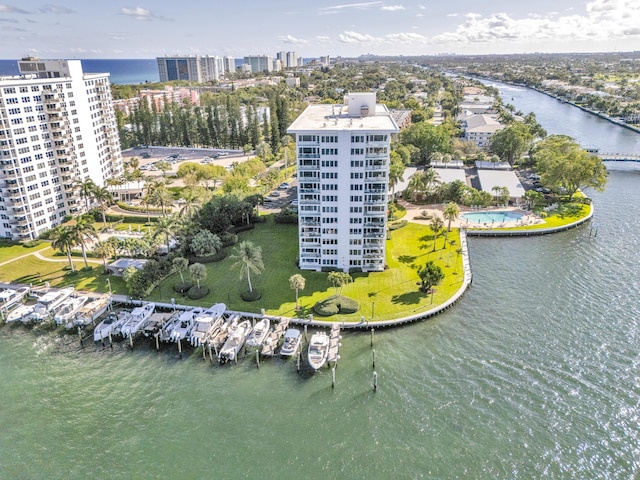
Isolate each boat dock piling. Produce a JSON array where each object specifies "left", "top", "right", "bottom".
[
  {"left": 327, "top": 324, "right": 342, "bottom": 367},
  {"left": 260, "top": 317, "right": 290, "bottom": 356}
]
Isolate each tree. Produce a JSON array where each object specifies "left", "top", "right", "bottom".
[
  {"left": 230, "top": 240, "right": 264, "bottom": 293},
  {"left": 189, "top": 262, "right": 207, "bottom": 290},
  {"left": 153, "top": 215, "right": 176, "bottom": 252},
  {"left": 327, "top": 271, "right": 352, "bottom": 296},
  {"left": 388, "top": 153, "right": 406, "bottom": 198},
  {"left": 179, "top": 190, "right": 201, "bottom": 219},
  {"left": 72, "top": 214, "right": 97, "bottom": 269},
  {"left": 488, "top": 122, "right": 534, "bottom": 165},
  {"left": 442, "top": 202, "right": 459, "bottom": 232},
  {"left": 417, "top": 260, "right": 444, "bottom": 294},
  {"left": 429, "top": 217, "right": 444, "bottom": 252},
  {"left": 172, "top": 256, "right": 189, "bottom": 284},
  {"left": 92, "top": 185, "right": 113, "bottom": 228},
  {"left": 92, "top": 240, "right": 115, "bottom": 272},
  {"left": 76, "top": 178, "right": 96, "bottom": 211},
  {"left": 289, "top": 274, "right": 306, "bottom": 310},
  {"left": 50, "top": 225, "right": 76, "bottom": 272},
  {"left": 150, "top": 186, "right": 174, "bottom": 216},
  {"left": 533, "top": 135, "right": 608, "bottom": 200},
  {"left": 156, "top": 160, "right": 171, "bottom": 178},
  {"left": 190, "top": 230, "right": 222, "bottom": 257},
  {"left": 399, "top": 122, "right": 452, "bottom": 165}
]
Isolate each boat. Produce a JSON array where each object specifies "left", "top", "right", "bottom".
[
  {"left": 158, "top": 311, "right": 182, "bottom": 342},
  {"left": 167, "top": 307, "right": 201, "bottom": 343},
  {"left": 6, "top": 304, "right": 35, "bottom": 324},
  {"left": 93, "top": 311, "right": 127, "bottom": 342},
  {"left": 119, "top": 302, "right": 156, "bottom": 338},
  {"left": 203, "top": 313, "right": 238, "bottom": 352},
  {"left": 72, "top": 296, "right": 111, "bottom": 328},
  {"left": 307, "top": 331, "right": 330, "bottom": 370},
  {"left": 279, "top": 328, "right": 301, "bottom": 357},
  {"left": 54, "top": 295, "right": 89, "bottom": 326},
  {"left": 29, "top": 287, "right": 74, "bottom": 322},
  {"left": 245, "top": 318, "right": 270, "bottom": 348},
  {"left": 0, "top": 286, "right": 30, "bottom": 313},
  {"left": 189, "top": 303, "right": 226, "bottom": 347},
  {"left": 218, "top": 319, "right": 252, "bottom": 364}
]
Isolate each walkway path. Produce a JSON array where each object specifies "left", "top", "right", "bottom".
[
  {"left": 0, "top": 246, "right": 51, "bottom": 268},
  {"left": 0, "top": 245, "right": 102, "bottom": 268}
]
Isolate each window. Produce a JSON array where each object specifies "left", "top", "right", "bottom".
[
  {"left": 351, "top": 135, "right": 364, "bottom": 143},
  {"left": 299, "top": 135, "right": 317, "bottom": 142}
]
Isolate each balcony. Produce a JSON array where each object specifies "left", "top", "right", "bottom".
[
  {"left": 298, "top": 154, "right": 320, "bottom": 159},
  {"left": 300, "top": 252, "right": 321, "bottom": 259},
  {"left": 299, "top": 188, "right": 320, "bottom": 194},
  {"left": 298, "top": 161, "right": 319, "bottom": 170},
  {"left": 365, "top": 196, "right": 386, "bottom": 205},
  {"left": 8, "top": 190, "right": 23, "bottom": 199},
  {"left": 45, "top": 104, "right": 61, "bottom": 113},
  {"left": 364, "top": 188, "right": 386, "bottom": 194}
]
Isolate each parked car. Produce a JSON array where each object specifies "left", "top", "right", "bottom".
[
  {"left": 278, "top": 182, "right": 290, "bottom": 190},
  {"left": 268, "top": 191, "right": 280, "bottom": 198}
]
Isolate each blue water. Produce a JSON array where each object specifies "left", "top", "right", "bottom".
[
  {"left": 462, "top": 211, "right": 523, "bottom": 223},
  {"left": 0, "top": 59, "right": 159, "bottom": 85}
]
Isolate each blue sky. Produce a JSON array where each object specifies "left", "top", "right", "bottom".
[{"left": 1, "top": 1, "right": 639, "bottom": 59}]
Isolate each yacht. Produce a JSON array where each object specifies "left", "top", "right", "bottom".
[
  {"left": 0, "top": 286, "right": 29, "bottom": 313},
  {"left": 307, "top": 331, "right": 330, "bottom": 370},
  {"left": 167, "top": 307, "right": 201, "bottom": 343},
  {"left": 203, "top": 313, "right": 238, "bottom": 352},
  {"left": 54, "top": 295, "right": 89, "bottom": 326},
  {"left": 218, "top": 319, "right": 252, "bottom": 364},
  {"left": 189, "top": 303, "right": 226, "bottom": 347},
  {"left": 29, "top": 287, "right": 74, "bottom": 322},
  {"left": 72, "top": 297, "right": 111, "bottom": 329},
  {"left": 245, "top": 318, "right": 270, "bottom": 348},
  {"left": 93, "top": 311, "right": 127, "bottom": 342},
  {"left": 120, "top": 303, "right": 156, "bottom": 338},
  {"left": 6, "top": 304, "right": 35, "bottom": 324},
  {"left": 279, "top": 328, "right": 301, "bottom": 357}
]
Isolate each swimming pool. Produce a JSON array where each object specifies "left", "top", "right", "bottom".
[{"left": 462, "top": 211, "right": 523, "bottom": 224}]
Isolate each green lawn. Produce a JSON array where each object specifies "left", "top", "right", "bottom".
[
  {"left": 146, "top": 218, "right": 464, "bottom": 322},
  {"left": 0, "top": 240, "right": 48, "bottom": 264},
  {"left": 492, "top": 201, "right": 591, "bottom": 232}
]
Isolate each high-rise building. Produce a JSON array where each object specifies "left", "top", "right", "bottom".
[
  {"left": 157, "top": 55, "right": 225, "bottom": 83},
  {"left": 243, "top": 56, "right": 273, "bottom": 74},
  {"left": 277, "top": 51, "right": 298, "bottom": 69},
  {"left": 287, "top": 93, "right": 399, "bottom": 272},
  {"left": 0, "top": 58, "right": 123, "bottom": 240},
  {"left": 223, "top": 56, "right": 235, "bottom": 75}
]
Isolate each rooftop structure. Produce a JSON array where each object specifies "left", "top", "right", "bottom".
[
  {"left": 0, "top": 58, "right": 123, "bottom": 240},
  {"left": 287, "top": 92, "right": 399, "bottom": 272}
]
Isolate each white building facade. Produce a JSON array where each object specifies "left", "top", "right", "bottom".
[
  {"left": 287, "top": 93, "right": 398, "bottom": 272},
  {"left": 0, "top": 59, "right": 123, "bottom": 240}
]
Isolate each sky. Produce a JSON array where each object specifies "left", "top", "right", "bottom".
[{"left": 0, "top": 0, "right": 639, "bottom": 59}]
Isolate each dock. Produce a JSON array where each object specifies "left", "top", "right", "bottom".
[
  {"left": 261, "top": 317, "right": 290, "bottom": 356},
  {"left": 327, "top": 324, "right": 341, "bottom": 364}
]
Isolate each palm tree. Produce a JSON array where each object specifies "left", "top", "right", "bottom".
[
  {"left": 417, "top": 260, "right": 444, "bottom": 295},
  {"left": 173, "top": 257, "right": 189, "bottom": 284},
  {"left": 72, "top": 214, "right": 97, "bottom": 269},
  {"left": 77, "top": 178, "right": 96, "bottom": 211},
  {"left": 442, "top": 202, "right": 460, "bottom": 232},
  {"left": 153, "top": 215, "right": 176, "bottom": 252},
  {"left": 429, "top": 217, "right": 444, "bottom": 252},
  {"left": 388, "top": 156, "right": 406, "bottom": 198},
  {"left": 50, "top": 225, "right": 77, "bottom": 272},
  {"left": 289, "top": 274, "right": 306, "bottom": 310},
  {"left": 327, "top": 271, "right": 352, "bottom": 296},
  {"left": 230, "top": 240, "right": 264, "bottom": 293},
  {"left": 92, "top": 185, "right": 112, "bottom": 228},
  {"left": 92, "top": 240, "right": 115, "bottom": 272},
  {"left": 150, "top": 186, "right": 174, "bottom": 216},
  {"left": 179, "top": 190, "right": 201, "bottom": 219},
  {"left": 189, "top": 263, "right": 207, "bottom": 290}
]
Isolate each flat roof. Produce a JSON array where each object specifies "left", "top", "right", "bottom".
[
  {"left": 476, "top": 169, "right": 525, "bottom": 199},
  {"left": 433, "top": 167, "right": 466, "bottom": 185},
  {"left": 287, "top": 103, "right": 399, "bottom": 132}
]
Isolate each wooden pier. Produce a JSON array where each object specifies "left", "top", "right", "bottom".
[
  {"left": 261, "top": 317, "right": 290, "bottom": 356},
  {"left": 327, "top": 324, "right": 341, "bottom": 365}
]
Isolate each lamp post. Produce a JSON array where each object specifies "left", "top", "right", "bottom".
[{"left": 106, "top": 277, "right": 112, "bottom": 294}]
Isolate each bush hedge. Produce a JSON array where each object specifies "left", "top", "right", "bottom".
[
  {"left": 388, "top": 220, "right": 408, "bottom": 231},
  {"left": 187, "top": 286, "right": 209, "bottom": 300},
  {"left": 186, "top": 249, "right": 227, "bottom": 264},
  {"left": 313, "top": 295, "right": 360, "bottom": 316},
  {"left": 173, "top": 281, "right": 193, "bottom": 294},
  {"left": 241, "top": 289, "right": 262, "bottom": 302}
]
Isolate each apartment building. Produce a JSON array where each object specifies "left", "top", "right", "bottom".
[
  {"left": 157, "top": 55, "right": 226, "bottom": 83},
  {"left": 0, "top": 59, "right": 123, "bottom": 240},
  {"left": 287, "top": 92, "right": 399, "bottom": 273}
]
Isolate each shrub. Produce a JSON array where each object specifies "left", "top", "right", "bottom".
[
  {"left": 274, "top": 209, "right": 298, "bottom": 224},
  {"left": 388, "top": 220, "right": 408, "bottom": 231},
  {"left": 241, "top": 289, "right": 262, "bottom": 302},
  {"left": 23, "top": 239, "right": 44, "bottom": 248},
  {"left": 219, "top": 231, "right": 238, "bottom": 247},
  {"left": 186, "top": 249, "right": 227, "bottom": 264},
  {"left": 313, "top": 295, "right": 360, "bottom": 316},
  {"left": 173, "top": 281, "right": 193, "bottom": 294},
  {"left": 232, "top": 223, "right": 255, "bottom": 234},
  {"left": 187, "top": 285, "right": 209, "bottom": 300}
]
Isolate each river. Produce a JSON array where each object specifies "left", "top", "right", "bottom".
[{"left": 2, "top": 83, "right": 640, "bottom": 479}]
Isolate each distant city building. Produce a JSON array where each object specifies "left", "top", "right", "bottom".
[
  {"left": 287, "top": 92, "right": 399, "bottom": 272},
  {"left": 223, "top": 56, "right": 235, "bottom": 74},
  {"left": 285, "top": 77, "right": 300, "bottom": 88},
  {"left": 243, "top": 56, "right": 273, "bottom": 74},
  {"left": 157, "top": 55, "right": 226, "bottom": 83},
  {"left": 277, "top": 51, "right": 298, "bottom": 69},
  {"left": 0, "top": 58, "right": 123, "bottom": 240}
]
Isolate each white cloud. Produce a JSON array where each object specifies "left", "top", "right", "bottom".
[
  {"left": 338, "top": 30, "right": 379, "bottom": 44},
  {"left": 38, "top": 5, "right": 75, "bottom": 14},
  {"left": 338, "top": 30, "right": 427, "bottom": 46},
  {"left": 319, "top": 2, "right": 382, "bottom": 14},
  {"left": 418, "top": 5, "right": 426, "bottom": 10},
  {"left": 280, "top": 34, "right": 308, "bottom": 44},
  {"left": 316, "top": 35, "right": 331, "bottom": 41},
  {"left": 0, "top": 4, "right": 29, "bottom": 13},
  {"left": 381, "top": 5, "right": 405, "bottom": 11},
  {"left": 119, "top": 6, "right": 168, "bottom": 21}
]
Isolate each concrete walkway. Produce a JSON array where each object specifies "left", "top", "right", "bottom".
[{"left": 0, "top": 245, "right": 102, "bottom": 269}]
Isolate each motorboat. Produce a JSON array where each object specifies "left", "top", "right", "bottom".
[
  {"left": 158, "top": 311, "right": 182, "bottom": 342},
  {"left": 279, "top": 328, "right": 301, "bottom": 357},
  {"left": 167, "top": 307, "right": 201, "bottom": 343},
  {"left": 203, "top": 313, "right": 238, "bottom": 352},
  {"left": 54, "top": 295, "right": 89, "bottom": 327},
  {"left": 218, "top": 319, "right": 252, "bottom": 364},
  {"left": 189, "top": 303, "right": 226, "bottom": 347},
  {"left": 6, "top": 304, "right": 35, "bottom": 324},
  {"left": 0, "top": 286, "right": 29, "bottom": 313},
  {"left": 120, "top": 302, "right": 156, "bottom": 338},
  {"left": 245, "top": 318, "right": 270, "bottom": 348},
  {"left": 29, "top": 287, "right": 74, "bottom": 322},
  {"left": 72, "top": 297, "right": 111, "bottom": 329},
  {"left": 307, "top": 331, "right": 330, "bottom": 370},
  {"left": 93, "top": 311, "right": 126, "bottom": 342}
]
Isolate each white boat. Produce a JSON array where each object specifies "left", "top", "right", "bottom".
[
  {"left": 189, "top": 303, "right": 226, "bottom": 347},
  {"left": 307, "top": 331, "right": 330, "bottom": 370},
  {"left": 167, "top": 307, "right": 201, "bottom": 343},
  {"left": 72, "top": 297, "right": 111, "bottom": 328},
  {"left": 93, "top": 311, "right": 126, "bottom": 342},
  {"left": 29, "top": 287, "right": 74, "bottom": 322},
  {"left": 245, "top": 318, "right": 270, "bottom": 348},
  {"left": 6, "top": 304, "right": 35, "bottom": 324},
  {"left": 54, "top": 295, "right": 89, "bottom": 326},
  {"left": 279, "top": 328, "right": 301, "bottom": 357},
  {"left": 158, "top": 311, "right": 182, "bottom": 343},
  {"left": 120, "top": 302, "right": 156, "bottom": 338},
  {"left": 0, "top": 286, "right": 30, "bottom": 313},
  {"left": 218, "top": 319, "right": 252, "bottom": 363},
  {"left": 203, "top": 313, "right": 238, "bottom": 351}
]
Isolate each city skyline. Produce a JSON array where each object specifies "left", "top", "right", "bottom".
[{"left": 0, "top": 0, "right": 638, "bottom": 59}]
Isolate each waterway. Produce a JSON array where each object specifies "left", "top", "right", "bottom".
[{"left": 3, "top": 85, "right": 640, "bottom": 479}]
